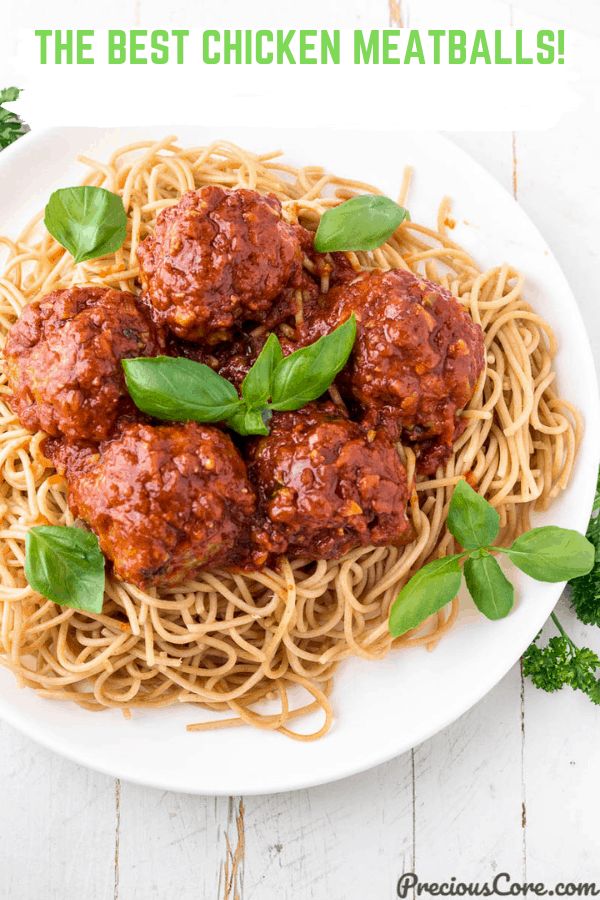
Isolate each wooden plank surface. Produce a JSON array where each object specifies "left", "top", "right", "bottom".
[
  {"left": 1, "top": 1, "right": 600, "bottom": 897},
  {"left": 0, "top": 720, "right": 116, "bottom": 899}
]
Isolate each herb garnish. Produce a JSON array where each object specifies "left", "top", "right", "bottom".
[
  {"left": 44, "top": 186, "right": 128, "bottom": 265},
  {"left": 0, "top": 87, "right": 26, "bottom": 150},
  {"left": 314, "top": 195, "right": 409, "bottom": 253},
  {"left": 522, "top": 466, "right": 600, "bottom": 706},
  {"left": 523, "top": 614, "right": 600, "bottom": 704},
  {"left": 389, "top": 480, "right": 594, "bottom": 637},
  {"left": 567, "top": 466, "right": 600, "bottom": 626},
  {"left": 121, "top": 356, "right": 242, "bottom": 425},
  {"left": 25, "top": 525, "right": 105, "bottom": 614},
  {"left": 123, "top": 314, "right": 357, "bottom": 436}
]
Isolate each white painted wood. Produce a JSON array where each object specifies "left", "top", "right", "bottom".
[
  {"left": 0, "top": 720, "right": 116, "bottom": 900},
  {"left": 116, "top": 786, "right": 231, "bottom": 899},
  {"left": 243, "top": 754, "right": 413, "bottom": 899},
  {"left": 522, "top": 593, "right": 600, "bottom": 884},
  {"left": 414, "top": 667, "right": 525, "bottom": 881}
]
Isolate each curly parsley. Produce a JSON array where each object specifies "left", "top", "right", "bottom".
[{"left": 523, "top": 614, "right": 600, "bottom": 702}]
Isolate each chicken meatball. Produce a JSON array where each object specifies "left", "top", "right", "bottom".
[
  {"left": 247, "top": 403, "right": 412, "bottom": 560},
  {"left": 53, "top": 422, "right": 257, "bottom": 588},
  {"left": 300, "top": 269, "right": 485, "bottom": 473},
  {"left": 5, "top": 286, "right": 166, "bottom": 442},
  {"left": 136, "top": 186, "right": 303, "bottom": 342}
]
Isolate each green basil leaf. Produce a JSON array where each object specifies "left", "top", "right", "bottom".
[
  {"left": 241, "top": 333, "right": 283, "bottom": 408},
  {"left": 502, "top": 526, "right": 595, "bottom": 583},
  {"left": 25, "top": 525, "right": 105, "bottom": 614},
  {"left": 269, "top": 314, "right": 356, "bottom": 411},
  {"left": 447, "top": 479, "right": 500, "bottom": 550},
  {"left": 226, "top": 406, "right": 270, "bottom": 437},
  {"left": 463, "top": 551, "right": 514, "bottom": 620},
  {"left": 314, "top": 195, "right": 409, "bottom": 252},
  {"left": 389, "top": 554, "right": 464, "bottom": 637},
  {"left": 123, "top": 356, "right": 243, "bottom": 422},
  {"left": 0, "top": 87, "right": 22, "bottom": 104},
  {"left": 44, "top": 186, "right": 128, "bottom": 265}
]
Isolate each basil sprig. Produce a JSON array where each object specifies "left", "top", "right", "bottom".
[
  {"left": 44, "top": 186, "right": 128, "bottom": 265},
  {"left": 123, "top": 315, "right": 357, "bottom": 436},
  {"left": 25, "top": 525, "right": 105, "bottom": 614},
  {"left": 314, "top": 195, "right": 410, "bottom": 253},
  {"left": 389, "top": 480, "right": 594, "bottom": 637}
]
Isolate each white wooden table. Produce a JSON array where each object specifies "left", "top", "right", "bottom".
[{"left": 2, "top": 1, "right": 600, "bottom": 896}]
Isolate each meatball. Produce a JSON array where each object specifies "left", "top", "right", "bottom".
[
  {"left": 300, "top": 269, "right": 485, "bottom": 473},
  {"left": 54, "top": 422, "right": 258, "bottom": 588},
  {"left": 247, "top": 403, "right": 412, "bottom": 560},
  {"left": 136, "top": 186, "right": 303, "bottom": 342},
  {"left": 5, "top": 286, "right": 166, "bottom": 442}
]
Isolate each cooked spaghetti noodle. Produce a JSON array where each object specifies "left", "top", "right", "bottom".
[{"left": 0, "top": 138, "right": 582, "bottom": 739}]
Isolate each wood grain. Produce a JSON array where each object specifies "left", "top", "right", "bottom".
[{"left": 0, "top": 721, "right": 116, "bottom": 899}]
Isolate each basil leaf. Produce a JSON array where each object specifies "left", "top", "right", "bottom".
[
  {"left": 389, "top": 554, "right": 464, "bottom": 637},
  {"left": 270, "top": 315, "right": 356, "bottom": 411},
  {"left": 502, "top": 527, "right": 595, "bottom": 583},
  {"left": 25, "top": 525, "right": 105, "bottom": 614},
  {"left": 314, "top": 195, "right": 409, "bottom": 253},
  {"left": 463, "top": 551, "right": 514, "bottom": 620},
  {"left": 44, "top": 186, "right": 128, "bottom": 265},
  {"left": 447, "top": 479, "right": 500, "bottom": 550},
  {"left": 226, "top": 406, "right": 270, "bottom": 437},
  {"left": 241, "top": 333, "right": 283, "bottom": 408},
  {"left": 123, "top": 356, "right": 243, "bottom": 423}
]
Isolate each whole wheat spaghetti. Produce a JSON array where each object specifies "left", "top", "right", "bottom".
[{"left": 0, "top": 138, "right": 582, "bottom": 739}]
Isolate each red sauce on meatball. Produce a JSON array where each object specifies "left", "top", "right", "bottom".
[
  {"left": 247, "top": 403, "right": 412, "bottom": 561},
  {"left": 136, "top": 186, "right": 303, "bottom": 342},
  {"left": 51, "top": 422, "right": 258, "bottom": 588},
  {"left": 4, "top": 287, "right": 166, "bottom": 442},
  {"left": 7, "top": 186, "right": 489, "bottom": 586},
  {"left": 299, "top": 269, "right": 485, "bottom": 473}
]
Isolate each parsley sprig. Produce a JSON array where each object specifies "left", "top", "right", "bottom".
[
  {"left": 523, "top": 614, "right": 600, "bottom": 704},
  {"left": 0, "top": 87, "right": 26, "bottom": 151}
]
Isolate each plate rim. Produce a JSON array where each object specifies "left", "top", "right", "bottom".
[{"left": 0, "top": 125, "right": 598, "bottom": 795}]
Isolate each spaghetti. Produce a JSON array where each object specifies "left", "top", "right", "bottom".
[{"left": 0, "top": 137, "right": 582, "bottom": 739}]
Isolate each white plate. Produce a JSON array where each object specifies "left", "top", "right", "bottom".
[{"left": 0, "top": 126, "right": 598, "bottom": 795}]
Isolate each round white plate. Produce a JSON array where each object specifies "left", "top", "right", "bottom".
[{"left": 0, "top": 126, "right": 598, "bottom": 795}]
